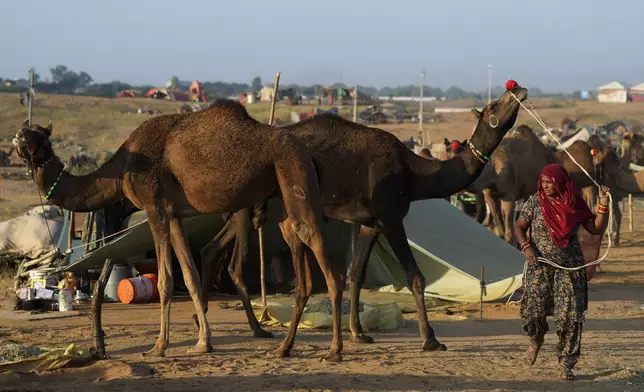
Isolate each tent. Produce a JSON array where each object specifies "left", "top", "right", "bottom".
[
  {"left": 557, "top": 128, "right": 592, "bottom": 150},
  {"left": 597, "top": 81, "right": 629, "bottom": 103},
  {"left": 60, "top": 199, "right": 524, "bottom": 303},
  {"left": 630, "top": 82, "right": 644, "bottom": 101}
]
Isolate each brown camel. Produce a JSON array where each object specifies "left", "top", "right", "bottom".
[
  {"left": 194, "top": 86, "right": 529, "bottom": 349},
  {"left": 592, "top": 143, "right": 644, "bottom": 245},
  {"left": 419, "top": 147, "right": 433, "bottom": 159},
  {"left": 443, "top": 138, "right": 467, "bottom": 159},
  {"left": 12, "top": 100, "right": 346, "bottom": 362},
  {"left": 466, "top": 127, "right": 597, "bottom": 243}
]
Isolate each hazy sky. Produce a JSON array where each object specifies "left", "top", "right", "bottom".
[{"left": 1, "top": 1, "right": 640, "bottom": 92}]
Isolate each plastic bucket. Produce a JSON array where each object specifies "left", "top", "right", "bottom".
[
  {"left": 105, "top": 264, "right": 131, "bottom": 302},
  {"left": 117, "top": 276, "right": 154, "bottom": 304},
  {"left": 142, "top": 273, "right": 159, "bottom": 300},
  {"left": 58, "top": 289, "right": 73, "bottom": 311}
]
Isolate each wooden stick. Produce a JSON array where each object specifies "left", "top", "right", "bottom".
[
  {"left": 92, "top": 258, "right": 114, "bottom": 359},
  {"left": 479, "top": 266, "right": 485, "bottom": 320},
  {"left": 628, "top": 193, "right": 633, "bottom": 235},
  {"left": 259, "top": 71, "right": 281, "bottom": 312}
]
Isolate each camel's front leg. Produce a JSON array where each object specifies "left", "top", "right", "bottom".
[
  {"left": 501, "top": 200, "right": 516, "bottom": 244},
  {"left": 193, "top": 217, "right": 236, "bottom": 330},
  {"left": 383, "top": 220, "right": 447, "bottom": 352},
  {"left": 142, "top": 214, "right": 173, "bottom": 358},
  {"left": 228, "top": 210, "right": 274, "bottom": 338},
  {"left": 348, "top": 225, "right": 379, "bottom": 344},
  {"left": 169, "top": 217, "right": 213, "bottom": 354}
]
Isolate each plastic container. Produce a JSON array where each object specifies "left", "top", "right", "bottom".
[
  {"left": 117, "top": 276, "right": 155, "bottom": 304},
  {"left": 142, "top": 273, "right": 159, "bottom": 300},
  {"left": 105, "top": 264, "right": 131, "bottom": 302}
]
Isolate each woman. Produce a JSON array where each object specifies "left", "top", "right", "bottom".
[{"left": 514, "top": 163, "right": 609, "bottom": 380}]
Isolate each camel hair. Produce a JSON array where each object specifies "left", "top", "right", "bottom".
[
  {"left": 459, "top": 126, "right": 597, "bottom": 243},
  {"left": 192, "top": 85, "right": 529, "bottom": 351},
  {"left": 12, "top": 100, "right": 347, "bottom": 362}
]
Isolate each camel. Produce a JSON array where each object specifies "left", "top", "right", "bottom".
[
  {"left": 592, "top": 142, "right": 644, "bottom": 244},
  {"left": 443, "top": 138, "right": 467, "bottom": 159},
  {"left": 465, "top": 127, "right": 596, "bottom": 243},
  {"left": 418, "top": 147, "right": 433, "bottom": 159},
  {"left": 194, "top": 86, "right": 529, "bottom": 349},
  {"left": 12, "top": 100, "right": 347, "bottom": 362}
]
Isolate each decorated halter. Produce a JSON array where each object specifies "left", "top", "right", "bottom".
[{"left": 468, "top": 79, "right": 519, "bottom": 165}]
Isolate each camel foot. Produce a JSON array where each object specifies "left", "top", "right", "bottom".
[
  {"left": 253, "top": 329, "right": 274, "bottom": 339},
  {"left": 187, "top": 340, "right": 213, "bottom": 355},
  {"left": 266, "top": 346, "right": 291, "bottom": 358},
  {"left": 142, "top": 345, "right": 166, "bottom": 358},
  {"left": 422, "top": 340, "right": 447, "bottom": 352},
  {"left": 349, "top": 333, "right": 375, "bottom": 344},
  {"left": 322, "top": 352, "right": 343, "bottom": 362}
]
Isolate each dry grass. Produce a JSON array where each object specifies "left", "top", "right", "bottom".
[{"left": 2, "top": 92, "right": 644, "bottom": 222}]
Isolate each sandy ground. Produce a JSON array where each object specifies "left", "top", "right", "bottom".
[{"left": 1, "top": 231, "right": 644, "bottom": 392}]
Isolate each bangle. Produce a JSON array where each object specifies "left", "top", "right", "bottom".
[
  {"left": 520, "top": 242, "right": 531, "bottom": 252},
  {"left": 597, "top": 204, "right": 609, "bottom": 214}
]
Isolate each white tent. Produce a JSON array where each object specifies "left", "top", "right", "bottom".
[
  {"left": 597, "top": 81, "right": 628, "bottom": 103},
  {"left": 557, "top": 128, "right": 592, "bottom": 151}
]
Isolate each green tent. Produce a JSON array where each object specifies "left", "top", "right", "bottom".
[{"left": 62, "top": 199, "right": 523, "bottom": 303}]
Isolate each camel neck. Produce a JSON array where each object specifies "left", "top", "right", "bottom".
[
  {"left": 605, "top": 157, "right": 644, "bottom": 194},
  {"left": 408, "top": 123, "right": 503, "bottom": 201},
  {"left": 34, "top": 147, "right": 127, "bottom": 212}
]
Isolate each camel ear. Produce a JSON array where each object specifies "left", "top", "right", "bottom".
[
  {"left": 462, "top": 139, "right": 467, "bottom": 146},
  {"left": 471, "top": 109, "right": 483, "bottom": 121},
  {"left": 22, "top": 119, "right": 29, "bottom": 128},
  {"left": 443, "top": 138, "right": 450, "bottom": 146},
  {"left": 45, "top": 120, "right": 52, "bottom": 136}
]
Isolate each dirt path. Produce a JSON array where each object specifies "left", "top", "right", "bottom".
[{"left": 1, "top": 234, "right": 644, "bottom": 391}]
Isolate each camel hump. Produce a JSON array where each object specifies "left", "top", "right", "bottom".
[{"left": 207, "top": 98, "right": 254, "bottom": 120}]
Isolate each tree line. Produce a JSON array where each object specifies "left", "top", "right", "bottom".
[{"left": 0, "top": 65, "right": 571, "bottom": 100}]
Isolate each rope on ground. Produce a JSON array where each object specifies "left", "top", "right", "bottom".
[{"left": 506, "top": 93, "right": 613, "bottom": 306}]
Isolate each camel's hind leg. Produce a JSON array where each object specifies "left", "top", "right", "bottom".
[
  {"left": 348, "top": 225, "right": 379, "bottom": 344},
  {"left": 271, "top": 149, "right": 344, "bottom": 361},
  {"left": 483, "top": 188, "right": 503, "bottom": 237},
  {"left": 169, "top": 217, "right": 213, "bottom": 354},
  {"left": 501, "top": 200, "right": 516, "bottom": 244}
]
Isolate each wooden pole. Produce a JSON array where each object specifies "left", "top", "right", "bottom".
[
  {"left": 628, "top": 193, "right": 633, "bottom": 235},
  {"left": 352, "top": 85, "right": 358, "bottom": 122},
  {"left": 479, "top": 266, "right": 485, "bottom": 320},
  {"left": 27, "top": 69, "right": 35, "bottom": 125},
  {"left": 259, "top": 71, "right": 281, "bottom": 313}
]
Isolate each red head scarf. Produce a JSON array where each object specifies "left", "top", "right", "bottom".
[{"left": 537, "top": 163, "right": 595, "bottom": 248}]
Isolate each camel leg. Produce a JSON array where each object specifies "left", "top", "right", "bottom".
[
  {"left": 501, "top": 200, "right": 516, "bottom": 244},
  {"left": 92, "top": 258, "right": 114, "bottom": 359},
  {"left": 611, "top": 197, "right": 622, "bottom": 246},
  {"left": 227, "top": 209, "right": 274, "bottom": 338},
  {"left": 168, "top": 217, "right": 213, "bottom": 354},
  {"left": 348, "top": 225, "right": 379, "bottom": 344},
  {"left": 193, "top": 217, "right": 236, "bottom": 330},
  {"left": 383, "top": 221, "right": 447, "bottom": 352},
  {"left": 483, "top": 189, "right": 503, "bottom": 237},
  {"left": 474, "top": 191, "right": 486, "bottom": 224},
  {"left": 581, "top": 186, "right": 597, "bottom": 213},
  {"left": 142, "top": 213, "right": 173, "bottom": 358},
  {"left": 269, "top": 221, "right": 310, "bottom": 358}
]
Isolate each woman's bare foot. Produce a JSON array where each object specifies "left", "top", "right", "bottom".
[
  {"left": 562, "top": 368, "right": 574, "bottom": 381},
  {"left": 524, "top": 344, "right": 541, "bottom": 365}
]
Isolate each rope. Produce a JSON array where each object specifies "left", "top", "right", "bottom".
[
  {"left": 505, "top": 92, "right": 613, "bottom": 306},
  {"left": 28, "top": 155, "right": 60, "bottom": 255},
  {"left": 62, "top": 218, "right": 149, "bottom": 255}
]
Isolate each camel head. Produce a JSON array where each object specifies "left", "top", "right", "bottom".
[
  {"left": 443, "top": 138, "right": 467, "bottom": 159},
  {"left": 12, "top": 119, "right": 55, "bottom": 170},
  {"left": 592, "top": 145, "right": 621, "bottom": 186},
  {"left": 468, "top": 84, "right": 528, "bottom": 152}
]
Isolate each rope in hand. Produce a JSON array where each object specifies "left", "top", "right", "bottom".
[{"left": 504, "top": 80, "right": 613, "bottom": 306}]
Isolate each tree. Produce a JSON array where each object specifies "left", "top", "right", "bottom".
[{"left": 251, "top": 76, "right": 262, "bottom": 91}]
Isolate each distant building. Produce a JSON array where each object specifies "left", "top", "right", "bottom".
[{"left": 597, "top": 81, "right": 629, "bottom": 103}]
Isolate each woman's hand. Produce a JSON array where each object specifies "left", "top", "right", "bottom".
[
  {"left": 598, "top": 185, "right": 610, "bottom": 202},
  {"left": 524, "top": 247, "right": 537, "bottom": 264}
]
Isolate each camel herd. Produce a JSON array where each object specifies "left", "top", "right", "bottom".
[{"left": 10, "top": 82, "right": 642, "bottom": 363}]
